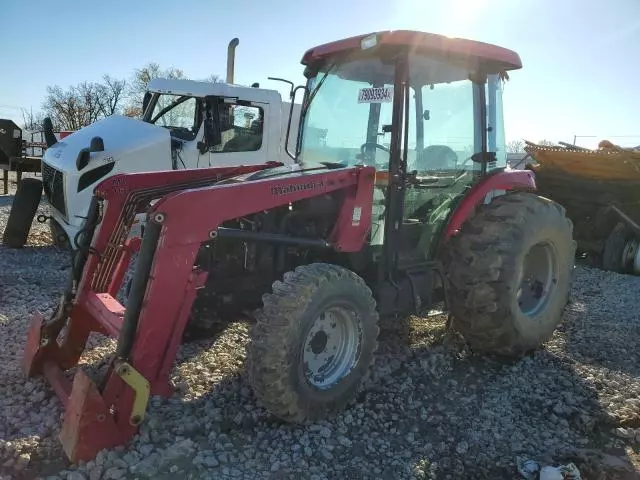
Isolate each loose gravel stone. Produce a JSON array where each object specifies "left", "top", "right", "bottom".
[
  {"left": 0, "top": 171, "right": 639, "bottom": 478},
  {"left": 67, "top": 472, "right": 87, "bottom": 480}
]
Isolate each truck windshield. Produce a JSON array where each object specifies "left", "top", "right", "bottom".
[
  {"left": 144, "top": 93, "right": 200, "bottom": 140},
  {"left": 298, "top": 57, "right": 395, "bottom": 169}
]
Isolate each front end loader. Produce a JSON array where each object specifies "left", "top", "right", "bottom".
[{"left": 22, "top": 30, "right": 576, "bottom": 462}]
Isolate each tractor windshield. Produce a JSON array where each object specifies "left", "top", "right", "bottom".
[
  {"left": 298, "top": 57, "right": 395, "bottom": 169},
  {"left": 297, "top": 53, "right": 495, "bottom": 174}
]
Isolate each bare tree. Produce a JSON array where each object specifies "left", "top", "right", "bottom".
[
  {"left": 42, "top": 75, "right": 128, "bottom": 130},
  {"left": 21, "top": 108, "right": 47, "bottom": 131},
  {"left": 123, "top": 105, "right": 143, "bottom": 118},
  {"left": 506, "top": 140, "right": 525, "bottom": 153},
  {"left": 96, "top": 75, "right": 127, "bottom": 117},
  {"left": 43, "top": 85, "right": 84, "bottom": 130},
  {"left": 38, "top": 63, "right": 223, "bottom": 126},
  {"left": 125, "top": 64, "right": 222, "bottom": 119},
  {"left": 537, "top": 139, "right": 556, "bottom": 147},
  {"left": 122, "top": 63, "right": 186, "bottom": 118},
  {"left": 200, "top": 74, "right": 222, "bottom": 84},
  {"left": 127, "top": 63, "right": 186, "bottom": 107}
]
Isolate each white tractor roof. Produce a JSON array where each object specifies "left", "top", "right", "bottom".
[{"left": 146, "top": 78, "right": 283, "bottom": 104}]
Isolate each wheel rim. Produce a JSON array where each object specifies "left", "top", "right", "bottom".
[
  {"left": 517, "top": 242, "right": 559, "bottom": 317},
  {"left": 302, "top": 306, "right": 362, "bottom": 390}
]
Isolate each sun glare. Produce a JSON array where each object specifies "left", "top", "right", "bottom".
[
  {"left": 442, "top": 0, "right": 490, "bottom": 37},
  {"left": 395, "top": 0, "right": 492, "bottom": 38}
]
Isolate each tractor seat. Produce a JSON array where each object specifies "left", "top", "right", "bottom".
[{"left": 413, "top": 144, "right": 458, "bottom": 171}]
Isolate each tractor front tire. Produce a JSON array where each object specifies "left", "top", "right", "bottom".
[
  {"left": 247, "top": 263, "right": 379, "bottom": 423},
  {"left": 444, "top": 191, "right": 576, "bottom": 357}
]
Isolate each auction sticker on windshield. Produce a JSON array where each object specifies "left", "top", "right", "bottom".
[{"left": 358, "top": 87, "right": 394, "bottom": 104}]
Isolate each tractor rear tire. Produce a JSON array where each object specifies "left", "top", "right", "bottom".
[
  {"left": 444, "top": 191, "right": 576, "bottom": 357},
  {"left": 2, "top": 178, "right": 43, "bottom": 248},
  {"left": 247, "top": 263, "right": 379, "bottom": 423}
]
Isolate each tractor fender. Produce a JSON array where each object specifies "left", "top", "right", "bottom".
[{"left": 444, "top": 169, "right": 536, "bottom": 238}]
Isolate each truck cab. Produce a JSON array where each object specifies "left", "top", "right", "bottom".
[
  {"left": 141, "top": 78, "right": 299, "bottom": 169},
  {"left": 41, "top": 78, "right": 300, "bottom": 247}
]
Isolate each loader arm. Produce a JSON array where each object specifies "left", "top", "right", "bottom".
[{"left": 22, "top": 162, "right": 374, "bottom": 462}]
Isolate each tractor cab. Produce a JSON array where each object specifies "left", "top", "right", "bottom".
[{"left": 296, "top": 31, "right": 517, "bottom": 265}]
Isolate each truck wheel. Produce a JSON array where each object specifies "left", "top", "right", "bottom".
[
  {"left": 247, "top": 263, "right": 379, "bottom": 423},
  {"left": 2, "top": 178, "right": 43, "bottom": 248},
  {"left": 444, "top": 191, "right": 576, "bottom": 357},
  {"left": 602, "top": 222, "right": 639, "bottom": 274}
]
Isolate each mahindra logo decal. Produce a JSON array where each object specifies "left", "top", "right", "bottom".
[{"left": 270, "top": 180, "right": 325, "bottom": 196}]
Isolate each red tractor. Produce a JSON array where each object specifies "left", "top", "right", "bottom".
[{"left": 22, "top": 30, "right": 575, "bottom": 461}]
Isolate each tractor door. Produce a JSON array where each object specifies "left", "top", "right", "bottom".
[
  {"left": 394, "top": 53, "right": 488, "bottom": 266},
  {"left": 295, "top": 56, "right": 396, "bottom": 252}
]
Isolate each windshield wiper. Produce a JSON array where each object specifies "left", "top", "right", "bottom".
[{"left": 302, "top": 62, "right": 337, "bottom": 116}]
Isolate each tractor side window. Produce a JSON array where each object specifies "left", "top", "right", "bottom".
[
  {"left": 298, "top": 58, "right": 394, "bottom": 170},
  {"left": 487, "top": 74, "right": 507, "bottom": 170},
  {"left": 211, "top": 104, "right": 264, "bottom": 153},
  {"left": 406, "top": 80, "right": 477, "bottom": 173},
  {"left": 149, "top": 95, "right": 200, "bottom": 141}
]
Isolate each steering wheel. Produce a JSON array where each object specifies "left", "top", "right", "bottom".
[{"left": 359, "top": 142, "right": 391, "bottom": 168}]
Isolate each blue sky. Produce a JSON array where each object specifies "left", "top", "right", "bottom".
[{"left": 1, "top": 0, "right": 639, "bottom": 148}]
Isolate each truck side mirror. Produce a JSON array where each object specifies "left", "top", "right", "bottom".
[{"left": 76, "top": 136, "right": 106, "bottom": 170}]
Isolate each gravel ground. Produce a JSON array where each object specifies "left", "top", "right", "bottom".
[{"left": 1, "top": 171, "right": 639, "bottom": 480}]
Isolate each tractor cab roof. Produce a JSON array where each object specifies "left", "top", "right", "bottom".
[{"left": 301, "top": 30, "right": 522, "bottom": 75}]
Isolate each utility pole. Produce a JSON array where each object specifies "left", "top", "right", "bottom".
[{"left": 572, "top": 135, "right": 597, "bottom": 146}]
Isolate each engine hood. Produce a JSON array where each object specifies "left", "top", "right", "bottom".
[{"left": 43, "top": 115, "right": 171, "bottom": 172}]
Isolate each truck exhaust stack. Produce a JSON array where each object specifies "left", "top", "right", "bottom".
[{"left": 227, "top": 38, "right": 239, "bottom": 84}]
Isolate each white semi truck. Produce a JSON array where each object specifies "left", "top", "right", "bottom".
[{"left": 39, "top": 40, "right": 301, "bottom": 247}]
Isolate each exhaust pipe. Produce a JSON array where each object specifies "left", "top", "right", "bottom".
[{"left": 226, "top": 38, "right": 239, "bottom": 84}]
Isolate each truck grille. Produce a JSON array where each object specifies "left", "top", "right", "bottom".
[{"left": 42, "top": 163, "right": 66, "bottom": 217}]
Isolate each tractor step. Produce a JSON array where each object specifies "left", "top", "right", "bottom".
[{"left": 85, "top": 292, "right": 125, "bottom": 339}]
